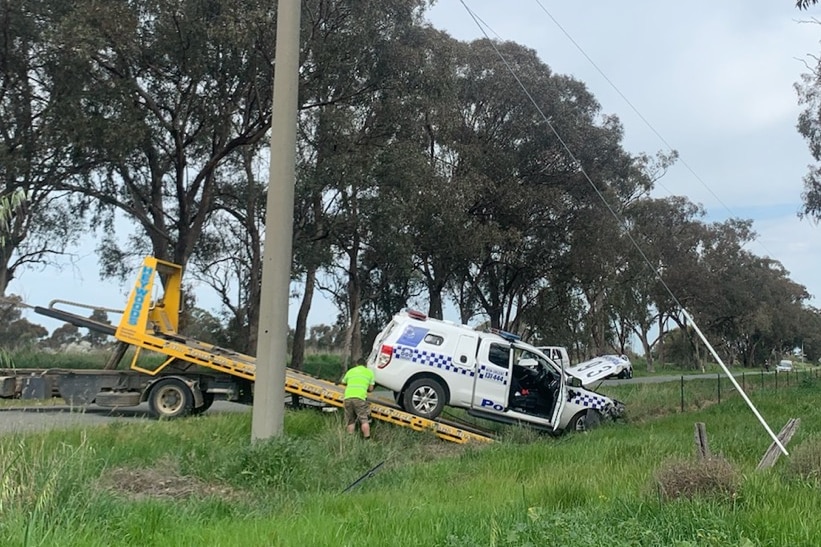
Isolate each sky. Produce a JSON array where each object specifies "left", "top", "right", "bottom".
[{"left": 8, "top": 0, "right": 821, "bottom": 334}]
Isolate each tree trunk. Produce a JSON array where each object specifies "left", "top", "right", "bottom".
[
  {"left": 0, "top": 257, "right": 10, "bottom": 295},
  {"left": 657, "top": 314, "right": 665, "bottom": 367},
  {"left": 428, "top": 285, "right": 443, "bottom": 320},
  {"left": 290, "top": 264, "right": 317, "bottom": 371},
  {"left": 347, "top": 263, "right": 363, "bottom": 365}
]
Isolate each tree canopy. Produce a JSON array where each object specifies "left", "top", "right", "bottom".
[{"left": 0, "top": 0, "right": 817, "bottom": 369}]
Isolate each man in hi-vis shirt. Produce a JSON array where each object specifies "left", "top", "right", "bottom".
[{"left": 341, "top": 362, "right": 375, "bottom": 439}]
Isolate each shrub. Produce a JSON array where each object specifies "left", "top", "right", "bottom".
[
  {"left": 654, "top": 456, "right": 739, "bottom": 502},
  {"left": 786, "top": 437, "right": 821, "bottom": 483}
]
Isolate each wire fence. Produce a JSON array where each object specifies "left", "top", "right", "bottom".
[
  {"left": 675, "top": 368, "right": 819, "bottom": 413},
  {"left": 608, "top": 368, "right": 820, "bottom": 423}
]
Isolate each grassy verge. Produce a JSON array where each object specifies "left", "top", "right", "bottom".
[{"left": 1, "top": 377, "right": 821, "bottom": 546}]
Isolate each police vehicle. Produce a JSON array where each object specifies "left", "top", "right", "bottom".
[{"left": 366, "top": 309, "right": 625, "bottom": 432}]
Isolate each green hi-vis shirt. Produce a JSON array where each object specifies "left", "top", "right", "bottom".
[{"left": 342, "top": 365, "right": 375, "bottom": 400}]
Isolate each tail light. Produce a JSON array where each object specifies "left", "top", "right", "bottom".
[{"left": 377, "top": 344, "right": 393, "bottom": 369}]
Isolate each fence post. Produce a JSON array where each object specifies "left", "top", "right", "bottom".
[
  {"left": 717, "top": 373, "right": 721, "bottom": 404},
  {"left": 775, "top": 371, "right": 778, "bottom": 390},
  {"left": 680, "top": 375, "right": 685, "bottom": 413},
  {"left": 761, "top": 370, "right": 764, "bottom": 389},
  {"left": 742, "top": 372, "right": 745, "bottom": 391}
]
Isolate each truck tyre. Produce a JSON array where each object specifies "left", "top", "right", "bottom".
[
  {"left": 148, "top": 378, "right": 194, "bottom": 419},
  {"left": 190, "top": 392, "right": 215, "bottom": 416},
  {"left": 402, "top": 378, "right": 446, "bottom": 419}
]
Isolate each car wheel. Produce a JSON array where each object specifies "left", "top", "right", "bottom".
[
  {"left": 617, "top": 369, "right": 628, "bottom": 379},
  {"left": 402, "top": 378, "right": 446, "bottom": 419},
  {"left": 567, "top": 409, "right": 601, "bottom": 433}
]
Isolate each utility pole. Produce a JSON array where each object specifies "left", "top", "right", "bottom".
[{"left": 252, "top": 0, "right": 302, "bottom": 441}]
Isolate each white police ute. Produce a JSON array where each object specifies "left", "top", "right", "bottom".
[{"left": 366, "top": 309, "right": 625, "bottom": 433}]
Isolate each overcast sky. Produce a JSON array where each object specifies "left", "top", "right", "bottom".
[
  {"left": 427, "top": 0, "right": 821, "bottom": 301},
  {"left": 9, "top": 0, "right": 821, "bottom": 333}
]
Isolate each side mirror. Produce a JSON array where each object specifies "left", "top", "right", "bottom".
[{"left": 568, "top": 377, "right": 583, "bottom": 388}]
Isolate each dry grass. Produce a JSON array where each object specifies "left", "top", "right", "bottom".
[
  {"left": 786, "top": 437, "right": 821, "bottom": 483},
  {"left": 94, "top": 458, "right": 240, "bottom": 501},
  {"left": 654, "top": 455, "right": 740, "bottom": 502}
]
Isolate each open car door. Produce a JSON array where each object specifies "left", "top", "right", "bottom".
[{"left": 550, "top": 357, "right": 567, "bottom": 431}]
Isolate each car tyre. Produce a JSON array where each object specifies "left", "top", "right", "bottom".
[
  {"left": 567, "top": 409, "right": 601, "bottom": 433},
  {"left": 402, "top": 378, "right": 446, "bottom": 419}
]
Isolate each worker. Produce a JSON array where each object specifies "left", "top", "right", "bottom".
[{"left": 341, "top": 361, "right": 375, "bottom": 439}]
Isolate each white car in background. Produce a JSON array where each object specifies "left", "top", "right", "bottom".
[
  {"left": 777, "top": 360, "right": 793, "bottom": 372},
  {"left": 614, "top": 355, "right": 633, "bottom": 379}
]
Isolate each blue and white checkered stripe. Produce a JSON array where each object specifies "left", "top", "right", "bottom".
[
  {"left": 568, "top": 391, "right": 611, "bottom": 410},
  {"left": 394, "top": 346, "right": 474, "bottom": 377}
]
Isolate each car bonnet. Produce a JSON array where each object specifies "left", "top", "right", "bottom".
[{"left": 565, "top": 355, "right": 629, "bottom": 384}]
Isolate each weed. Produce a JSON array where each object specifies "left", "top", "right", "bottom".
[
  {"left": 654, "top": 455, "right": 739, "bottom": 502},
  {"left": 786, "top": 437, "right": 821, "bottom": 483}
]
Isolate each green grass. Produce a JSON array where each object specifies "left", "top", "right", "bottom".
[{"left": 1, "top": 377, "right": 821, "bottom": 546}]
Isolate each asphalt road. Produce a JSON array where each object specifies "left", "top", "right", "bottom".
[
  {"left": 600, "top": 370, "right": 765, "bottom": 386},
  {"left": 0, "top": 401, "right": 251, "bottom": 436}
]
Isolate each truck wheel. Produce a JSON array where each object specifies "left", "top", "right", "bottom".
[
  {"left": 402, "top": 378, "right": 446, "bottom": 419},
  {"left": 148, "top": 379, "right": 193, "bottom": 419},
  {"left": 190, "top": 392, "right": 215, "bottom": 416}
]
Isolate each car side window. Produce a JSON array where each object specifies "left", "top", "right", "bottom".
[
  {"left": 488, "top": 343, "right": 510, "bottom": 368},
  {"left": 423, "top": 333, "right": 444, "bottom": 346}
]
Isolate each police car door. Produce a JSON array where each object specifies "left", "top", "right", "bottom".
[
  {"left": 470, "top": 339, "right": 511, "bottom": 415},
  {"left": 546, "top": 352, "right": 568, "bottom": 432}
]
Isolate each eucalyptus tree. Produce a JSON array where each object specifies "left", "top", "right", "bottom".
[
  {"left": 0, "top": 0, "right": 93, "bottom": 293},
  {"left": 49, "top": 0, "right": 277, "bottom": 276},
  {"left": 295, "top": 0, "right": 432, "bottom": 365},
  {"left": 190, "top": 147, "right": 266, "bottom": 353},
  {"left": 729, "top": 258, "right": 808, "bottom": 366},
  {"left": 615, "top": 195, "right": 705, "bottom": 369},
  {"left": 689, "top": 219, "right": 810, "bottom": 367},
  {"left": 440, "top": 38, "right": 646, "bottom": 337},
  {"left": 360, "top": 28, "right": 483, "bottom": 322},
  {"left": 442, "top": 38, "right": 571, "bottom": 330},
  {"left": 796, "top": 306, "right": 821, "bottom": 362},
  {"left": 796, "top": 54, "right": 821, "bottom": 222}
]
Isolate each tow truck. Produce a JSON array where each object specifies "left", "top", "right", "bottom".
[{"left": 0, "top": 256, "right": 492, "bottom": 444}]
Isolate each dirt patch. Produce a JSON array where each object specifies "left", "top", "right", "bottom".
[{"left": 95, "top": 463, "right": 239, "bottom": 501}]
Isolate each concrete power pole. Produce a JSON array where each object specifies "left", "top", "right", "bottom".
[{"left": 251, "top": 0, "right": 302, "bottom": 441}]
